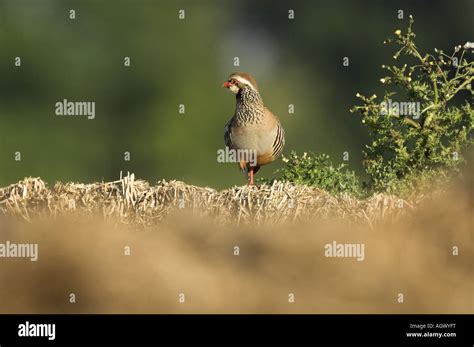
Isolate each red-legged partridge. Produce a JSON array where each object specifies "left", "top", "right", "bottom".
[{"left": 223, "top": 72, "right": 285, "bottom": 185}]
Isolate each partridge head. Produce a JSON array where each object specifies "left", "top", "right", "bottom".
[{"left": 222, "top": 72, "right": 259, "bottom": 94}]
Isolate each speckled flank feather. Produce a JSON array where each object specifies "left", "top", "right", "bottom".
[{"left": 272, "top": 122, "right": 285, "bottom": 158}]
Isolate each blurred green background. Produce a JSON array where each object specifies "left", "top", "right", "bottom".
[{"left": 0, "top": 0, "right": 472, "bottom": 189}]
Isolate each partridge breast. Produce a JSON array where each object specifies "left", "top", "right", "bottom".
[{"left": 225, "top": 107, "right": 285, "bottom": 167}]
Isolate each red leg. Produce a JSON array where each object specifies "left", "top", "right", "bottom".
[{"left": 249, "top": 167, "right": 254, "bottom": 186}]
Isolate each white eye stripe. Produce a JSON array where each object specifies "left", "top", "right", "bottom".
[{"left": 231, "top": 76, "right": 256, "bottom": 90}]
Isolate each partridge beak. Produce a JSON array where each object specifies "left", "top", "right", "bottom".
[{"left": 222, "top": 81, "right": 232, "bottom": 88}]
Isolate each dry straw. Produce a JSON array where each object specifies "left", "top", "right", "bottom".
[{"left": 0, "top": 172, "right": 418, "bottom": 227}]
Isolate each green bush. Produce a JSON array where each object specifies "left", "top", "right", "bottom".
[
  {"left": 350, "top": 16, "right": 473, "bottom": 194},
  {"left": 269, "top": 17, "right": 472, "bottom": 197},
  {"left": 261, "top": 152, "right": 360, "bottom": 196}
]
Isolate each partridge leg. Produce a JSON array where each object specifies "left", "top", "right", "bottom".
[
  {"left": 239, "top": 160, "right": 248, "bottom": 180},
  {"left": 249, "top": 167, "right": 254, "bottom": 186}
]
